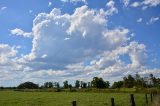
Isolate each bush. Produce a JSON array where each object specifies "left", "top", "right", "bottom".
[{"left": 17, "top": 82, "right": 39, "bottom": 89}]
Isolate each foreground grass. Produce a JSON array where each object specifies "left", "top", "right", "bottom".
[
  {"left": 152, "top": 95, "right": 160, "bottom": 106},
  {"left": 0, "top": 91, "right": 152, "bottom": 106}
]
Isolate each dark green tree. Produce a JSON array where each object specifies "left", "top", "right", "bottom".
[
  {"left": 123, "top": 75, "right": 135, "bottom": 88},
  {"left": 149, "top": 74, "right": 157, "bottom": 87},
  {"left": 17, "top": 82, "right": 39, "bottom": 89},
  {"left": 91, "top": 77, "right": 109, "bottom": 89},
  {"left": 0, "top": 86, "right": 4, "bottom": 89},
  {"left": 112, "top": 81, "right": 123, "bottom": 88},
  {"left": 82, "top": 82, "right": 87, "bottom": 88},
  {"left": 75, "top": 80, "right": 80, "bottom": 88},
  {"left": 48, "top": 82, "right": 53, "bottom": 88},
  {"left": 87, "top": 82, "right": 91, "bottom": 88},
  {"left": 55, "top": 82, "right": 60, "bottom": 89},
  {"left": 105, "top": 81, "right": 110, "bottom": 88},
  {"left": 134, "top": 73, "right": 146, "bottom": 88},
  {"left": 157, "top": 78, "right": 160, "bottom": 88},
  {"left": 80, "top": 81, "right": 83, "bottom": 88},
  {"left": 44, "top": 82, "right": 53, "bottom": 88},
  {"left": 68, "top": 84, "right": 72, "bottom": 90},
  {"left": 63, "top": 80, "right": 69, "bottom": 88}
]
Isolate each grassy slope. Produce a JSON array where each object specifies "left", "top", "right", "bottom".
[{"left": 0, "top": 91, "right": 152, "bottom": 106}]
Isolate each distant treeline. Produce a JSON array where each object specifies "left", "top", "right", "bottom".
[{"left": 0, "top": 73, "right": 160, "bottom": 90}]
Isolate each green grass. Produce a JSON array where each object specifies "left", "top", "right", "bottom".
[{"left": 0, "top": 91, "right": 152, "bottom": 106}]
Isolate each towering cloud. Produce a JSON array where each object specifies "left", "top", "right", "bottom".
[{"left": 1, "top": 4, "right": 159, "bottom": 84}]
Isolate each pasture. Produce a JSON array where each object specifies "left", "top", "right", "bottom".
[{"left": 0, "top": 91, "right": 153, "bottom": 106}]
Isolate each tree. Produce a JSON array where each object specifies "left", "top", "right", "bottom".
[
  {"left": 55, "top": 82, "right": 60, "bottom": 89},
  {"left": 105, "top": 81, "right": 110, "bottom": 88},
  {"left": 82, "top": 82, "right": 87, "bottom": 88},
  {"left": 80, "top": 81, "right": 83, "bottom": 88},
  {"left": 143, "top": 74, "right": 157, "bottom": 87},
  {"left": 0, "top": 86, "right": 4, "bottom": 89},
  {"left": 75, "top": 80, "right": 80, "bottom": 88},
  {"left": 63, "top": 80, "right": 69, "bottom": 89},
  {"left": 91, "top": 77, "right": 109, "bottom": 89},
  {"left": 17, "top": 82, "right": 39, "bottom": 89},
  {"left": 112, "top": 81, "right": 123, "bottom": 89},
  {"left": 123, "top": 75, "right": 135, "bottom": 88},
  {"left": 48, "top": 82, "right": 53, "bottom": 88},
  {"left": 44, "top": 82, "right": 53, "bottom": 88},
  {"left": 87, "top": 82, "right": 91, "bottom": 88},
  {"left": 68, "top": 84, "right": 72, "bottom": 90},
  {"left": 150, "top": 74, "right": 157, "bottom": 87},
  {"left": 157, "top": 78, "right": 160, "bottom": 88},
  {"left": 134, "top": 73, "right": 146, "bottom": 88}
]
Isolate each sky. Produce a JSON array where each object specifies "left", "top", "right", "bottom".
[{"left": 0, "top": 0, "right": 160, "bottom": 87}]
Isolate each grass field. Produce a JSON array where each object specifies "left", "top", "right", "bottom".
[{"left": 0, "top": 91, "right": 153, "bottom": 106}]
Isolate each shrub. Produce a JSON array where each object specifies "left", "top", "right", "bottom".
[{"left": 17, "top": 82, "right": 39, "bottom": 89}]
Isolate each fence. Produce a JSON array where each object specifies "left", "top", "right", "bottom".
[{"left": 71, "top": 93, "right": 159, "bottom": 106}]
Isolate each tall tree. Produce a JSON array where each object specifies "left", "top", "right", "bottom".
[
  {"left": 68, "top": 84, "right": 72, "bottom": 90},
  {"left": 87, "top": 82, "right": 91, "bottom": 88},
  {"left": 55, "top": 82, "right": 60, "bottom": 88},
  {"left": 80, "top": 81, "right": 83, "bottom": 88},
  {"left": 82, "top": 82, "right": 87, "bottom": 88},
  {"left": 134, "top": 73, "right": 146, "bottom": 88},
  {"left": 44, "top": 82, "right": 53, "bottom": 88},
  {"left": 105, "top": 81, "right": 110, "bottom": 88},
  {"left": 63, "top": 80, "right": 69, "bottom": 89},
  {"left": 123, "top": 75, "right": 135, "bottom": 88},
  {"left": 149, "top": 74, "right": 157, "bottom": 87},
  {"left": 75, "top": 80, "right": 80, "bottom": 88}
]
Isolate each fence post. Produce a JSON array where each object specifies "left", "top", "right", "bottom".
[
  {"left": 145, "top": 94, "right": 148, "bottom": 105},
  {"left": 130, "top": 94, "right": 135, "bottom": 106},
  {"left": 72, "top": 101, "right": 76, "bottom": 106},
  {"left": 150, "top": 93, "right": 152, "bottom": 103},
  {"left": 111, "top": 98, "right": 115, "bottom": 106}
]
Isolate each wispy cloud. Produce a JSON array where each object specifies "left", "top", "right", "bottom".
[
  {"left": 1, "top": 6, "right": 7, "bottom": 11},
  {"left": 130, "top": 0, "right": 160, "bottom": 10},
  {"left": 147, "top": 17, "right": 159, "bottom": 24},
  {"left": 137, "top": 18, "right": 143, "bottom": 23},
  {"left": 61, "top": 0, "right": 87, "bottom": 4},
  {"left": 106, "top": 0, "right": 118, "bottom": 16},
  {"left": 29, "top": 10, "right": 33, "bottom": 13},
  {"left": 142, "top": 0, "right": 160, "bottom": 7}
]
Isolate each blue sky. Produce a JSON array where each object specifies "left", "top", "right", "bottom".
[{"left": 0, "top": 0, "right": 160, "bottom": 86}]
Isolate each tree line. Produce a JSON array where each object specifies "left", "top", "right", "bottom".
[{"left": 0, "top": 73, "right": 159, "bottom": 89}]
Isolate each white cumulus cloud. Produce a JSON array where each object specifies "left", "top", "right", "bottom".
[
  {"left": 10, "top": 28, "right": 33, "bottom": 38},
  {"left": 0, "top": 44, "right": 26, "bottom": 82},
  {"left": 131, "top": 2, "right": 141, "bottom": 7},
  {"left": 106, "top": 0, "right": 118, "bottom": 16},
  {"left": 3, "top": 5, "right": 159, "bottom": 84},
  {"left": 0, "top": 44, "right": 17, "bottom": 64}
]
